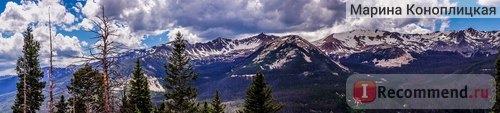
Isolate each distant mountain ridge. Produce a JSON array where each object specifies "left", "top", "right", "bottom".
[
  {"left": 314, "top": 28, "right": 499, "bottom": 59},
  {"left": 230, "top": 35, "right": 349, "bottom": 76},
  {"left": 0, "top": 28, "right": 498, "bottom": 112}
]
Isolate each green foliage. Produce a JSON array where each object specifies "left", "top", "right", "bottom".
[
  {"left": 240, "top": 72, "right": 283, "bottom": 113},
  {"left": 120, "top": 85, "right": 134, "bottom": 113},
  {"left": 155, "top": 103, "right": 166, "bottom": 113},
  {"left": 12, "top": 27, "right": 46, "bottom": 113},
  {"left": 493, "top": 53, "right": 500, "bottom": 112},
  {"left": 200, "top": 102, "right": 211, "bottom": 113},
  {"left": 134, "top": 107, "right": 142, "bottom": 113},
  {"left": 55, "top": 95, "right": 69, "bottom": 113},
  {"left": 67, "top": 64, "right": 104, "bottom": 113},
  {"left": 497, "top": 52, "right": 500, "bottom": 80},
  {"left": 211, "top": 91, "right": 225, "bottom": 113},
  {"left": 163, "top": 32, "right": 199, "bottom": 113},
  {"left": 128, "top": 59, "right": 153, "bottom": 113}
]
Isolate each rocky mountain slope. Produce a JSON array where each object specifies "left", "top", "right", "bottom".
[{"left": 0, "top": 28, "right": 498, "bottom": 112}]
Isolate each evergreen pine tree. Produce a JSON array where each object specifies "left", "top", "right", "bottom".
[
  {"left": 134, "top": 107, "right": 142, "bottom": 113},
  {"left": 493, "top": 53, "right": 500, "bottom": 112},
  {"left": 120, "top": 85, "right": 134, "bottom": 113},
  {"left": 128, "top": 59, "right": 153, "bottom": 113},
  {"left": 92, "top": 75, "right": 106, "bottom": 113},
  {"left": 200, "top": 102, "right": 211, "bottom": 113},
  {"left": 211, "top": 91, "right": 225, "bottom": 113},
  {"left": 12, "top": 27, "right": 46, "bottom": 113},
  {"left": 55, "top": 95, "right": 69, "bottom": 113},
  {"left": 67, "top": 64, "right": 103, "bottom": 113},
  {"left": 88, "top": 75, "right": 106, "bottom": 113},
  {"left": 155, "top": 103, "right": 166, "bottom": 113},
  {"left": 163, "top": 32, "right": 199, "bottom": 113},
  {"left": 240, "top": 72, "right": 283, "bottom": 113}
]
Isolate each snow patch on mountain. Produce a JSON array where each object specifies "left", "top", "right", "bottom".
[
  {"left": 268, "top": 49, "right": 297, "bottom": 69},
  {"left": 230, "top": 74, "right": 255, "bottom": 78},
  {"left": 334, "top": 61, "right": 350, "bottom": 71},
  {"left": 372, "top": 52, "right": 414, "bottom": 68},
  {"left": 233, "top": 40, "right": 261, "bottom": 50},
  {"left": 314, "top": 29, "right": 500, "bottom": 58},
  {"left": 303, "top": 53, "right": 312, "bottom": 63},
  {"left": 188, "top": 36, "right": 271, "bottom": 60},
  {"left": 147, "top": 76, "right": 165, "bottom": 92}
]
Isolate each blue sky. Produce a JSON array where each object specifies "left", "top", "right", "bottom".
[
  {"left": 0, "top": 0, "right": 498, "bottom": 47},
  {"left": 0, "top": 0, "right": 498, "bottom": 75},
  {"left": 23, "top": 1, "right": 500, "bottom": 46},
  {"left": 0, "top": 0, "right": 168, "bottom": 47},
  {"left": 449, "top": 18, "right": 500, "bottom": 31}
]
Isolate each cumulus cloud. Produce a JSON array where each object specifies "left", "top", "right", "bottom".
[
  {"left": 250, "top": 18, "right": 447, "bottom": 42},
  {"left": 78, "top": 0, "right": 150, "bottom": 49},
  {"left": 0, "top": 0, "right": 77, "bottom": 33},
  {"left": 477, "top": 0, "right": 500, "bottom": 6},
  {"left": 167, "top": 27, "right": 203, "bottom": 43},
  {"left": 0, "top": 0, "right": 86, "bottom": 75},
  {"left": 0, "top": 33, "right": 24, "bottom": 63},
  {"left": 109, "top": 23, "right": 145, "bottom": 49},
  {"left": 0, "top": 27, "right": 87, "bottom": 76},
  {"left": 80, "top": 0, "right": 453, "bottom": 42},
  {"left": 81, "top": 0, "right": 346, "bottom": 40}
]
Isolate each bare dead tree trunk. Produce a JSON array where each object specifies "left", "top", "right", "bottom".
[
  {"left": 102, "top": 36, "right": 110, "bottom": 113},
  {"left": 72, "top": 97, "right": 75, "bottom": 113},
  {"left": 80, "top": 5, "right": 125, "bottom": 113},
  {"left": 23, "top": 73, "right": 26, "bottom": 113},
  {"left": 48, "top": 6, "right": 55, "bottom": 113},
  {"left": 99, "top": 7, "right": 111, "bottom": 113},
  {"left": 86, "top": 101, "right": 90, "bottom": 113}
]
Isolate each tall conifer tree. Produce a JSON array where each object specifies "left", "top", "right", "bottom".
[
  {"left": 493, "top": 53, "right": 500, "bottom": 112},
  {"left": 128, "top": 59, "right": 153, "bottom": 113},
  {"left": 211, "top": 91, "right": 225, "bottom": 113},
  {"left": 200, "top": 102, "right": 211, "bottom": 113},
  {"left": 55, "top": 95, "right": 69, "bottom": 113},
  {"left": 12, "top": 27, "right": 46, "bottom": 113},
  {"left": 120, "top": 85, "right": 134, "bottom": 113},
  {"left": 67, "top": 64, "right": 103, "bottom": 113},
  {"left": 240, "top": 72, "right": 283, "bottom": 113},
  {"left": 163, "top": 32, "right": 199, "bottom": 113}
]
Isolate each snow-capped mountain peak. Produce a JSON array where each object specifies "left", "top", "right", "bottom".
[
  {"left": 231, "top": 35, "right": 350, "bottom": 76},
  {"left": 314, "top": 29, "right": 500, "bottom": 58}
]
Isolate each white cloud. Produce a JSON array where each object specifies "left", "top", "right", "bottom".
[
  {"left": 0, "top": 33, "right": 24, "bottom": 63},
  {"left": 83, "top": 21, "right": 147, "bottom": 54},
  {"left": 0, "top": 0, "right": 86, "bottom": 76},
  {"left": 255, "top": 18, "right": 446, "bottom": 42},
  {"left": 82, "top": 0, "right": 100, "bottom": 18},
  {"left": 0, "top": 26, "right": 87, "bottom": 75},
  {"left": 0, "top": 68, "right": 16, "bottom": 76},
  {"left": 79, "top": 18, "right": 94, "bottom": 30},
  {"left": 110, "top": 23, "right": 146, "bottom": 49},
  {"left": 167, "top": 27, "right": 203, "bottom": 43},
  {"left": 0, "top": 1, "right": 78, "bottom": 33},
  {"left": 80, "top": 0, "right": 346, "bottom": 40},
  {"left": 81, "top": 41, "right": 88, "bottom": 47},
  {"left": 478, "top": 0, "right": 500, "bottom": 6},
  {"left": 265, "top": 27, "right": 336, "bottom": 42},
  {"left": 73, "top": 2, "right": 83, "bottom": 13},
  {"left": 78, "top": 0, "right": 156, "bottom": 49},
  {"left": 78, "top": 0, "right": 453, "bottom": 42}
]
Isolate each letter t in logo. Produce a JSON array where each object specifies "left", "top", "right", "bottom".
[{"left": 353, "top": 80, "right": 376, "bottom": 103}]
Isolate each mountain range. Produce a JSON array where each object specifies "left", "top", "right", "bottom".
[{"left": 0, "top": 28, "right": 498, "bottom": 112}]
